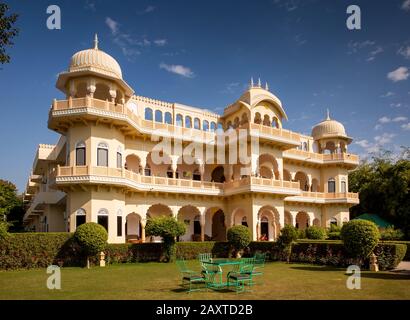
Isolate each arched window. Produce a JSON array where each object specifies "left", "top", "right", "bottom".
[
  {"left": 263, "top": 115, "right": 271, "bottom": 126},
  {"left": 341, "top": 179, "right": 347, "bottom": 193},
  {"left": 193, "top": 169, "right": 201, "bottom": 181},
  {"left": 254, "top": 112, "right": 262, "bottom": 124},
  {"left": 117, "top": 209, "right": 123, "bottom": 237},
  {"left": 194, "top": 118, "right": 200, "bottom": 130},
  {"left": 241, "top": 113, "right": 249, "bottom": 125},
  {"left": 144, "top": 164, "right": 151, "bottom": 176},
  {"left": 145, "top": 108, "right": 153, "bottom": 121},
  {"left": 116, "top": 146, "right": 122, "bottom": 169},
  {"left": 203, "top": 120, "right": 209, "bottom": 131},
  {"left": 241, "top": 216, "right": 248, "bottom": 227},
  {"left": 155, "top": 110, "right": 163, "bottom": 123},
  {"left": 176, "top": 114, "right": 183, "bottom": 127},
  {"left": 76, "top": 208, "right": 86, "bottom": 228},
  {"left": 164, "top": 112, "right": 172, "bottom": 124},
  {"left": 97, "top": 142, "right": 108, "bottom": 167},
  {"left": 328, "top": 178, "right": 336, "bottom": 193},
  {"left": 193, "top": 215, "right": 201, "bottom": 235},
  {"left": 272, "top": 117, "right": 279, "bottom": 128},
  {"left": 185, "top": 116, "right": 192, "bottom": 128},
  {"left": 75, "top": 141, "right": 86, "bottom": 166},
  {"left": 210, "top": 122, "right": 216, "bottom": 131},
  {"left": 97, "top": 208, "right": 109, "bottom": 231}
]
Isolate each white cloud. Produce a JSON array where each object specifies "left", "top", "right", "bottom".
[
  {"left": 401, "top": 123, "right": 410, "bottom": 130},
  {"left": 144, "top": 5, "right": 156, "bottom": 13},
  {"left": 380, "top": 91, "right": 395, "bottom": 98},
  {"left": 159, "top": 63, "right": 195, "bottom": 78},
  {"left": 105, "top": 17, "right": 119, "bottom": 36},
  {"left": 390, "top": 102, "right": 403, "bottom": 108},
  {"left": 402, "top": 0, "right": 410, "bottom": 11},
  {"left": 221, "top": 82, "right": 240, "bottom": 94},
  {"left": 398, "top": 46, "right": 410, "bottom": 59},
  {"left": 374, "top": 124, "right": 382, "bottom": 130},
  {"left": 393, "top": 116, "right": 408, "bottom": 122},
  {"left": 85, "top": 0, "right": 96, "bottom": 11},
  {"left": 378, "top": 116, "right": 391, "bottom": 124},
  {"left": 367, "top": 46, "right": 383, "bottom": 62},
  {"left": 355, "top": 139, "right": 370, "bottom": 148},
  {"left": 387, "top": 67, "right": 409, "bottom": 82},
  {"left": 154, "top": 39, "right": 167, "bottom": 46},
  {"left": 374, "top": 133, "right": 396, "bottom": 145}
]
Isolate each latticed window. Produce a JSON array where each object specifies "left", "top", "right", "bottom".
[{"left": 97, "top": 142, "right": 108, "bottom": 167}]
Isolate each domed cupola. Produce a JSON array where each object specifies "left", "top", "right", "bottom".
[
  {"left": 68, "top": 35, "right": 123, "bottom": 79},
  {"left": 56, "top": 34, "right": 134, "bottom": 100},
  {"left": 311, "top": 110, "right": 352, "bottom": 154}
]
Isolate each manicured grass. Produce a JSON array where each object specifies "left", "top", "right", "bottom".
[{"left": 0, "top": 261, "right": 409, "bottom": 300}]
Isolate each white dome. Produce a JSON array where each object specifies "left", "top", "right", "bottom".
[
  {"left": 68, "top": 35, "right": 122, "bottom": 79},
  {"left": 312, "top": 111, "right": 347, "bottom": 140}
]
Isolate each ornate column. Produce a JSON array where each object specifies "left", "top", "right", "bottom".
[
  {"left": 86, "top": 79, "right": 96, "bottom": 98},
  {"left": 200, "top": 214, "right": 205, "bottom": 242},
  {"left": 109, "top": 88, "right": 117, "bottom": 103},
  {"left": 140, "top": 219, "right": 146, "bottom": 243}
]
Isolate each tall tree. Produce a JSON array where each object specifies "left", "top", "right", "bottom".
[
  {"left": 0, "top": 2, "right": 19, "bottom": 65},
  {"left": 349, "top": 148, "right": 410, "bottom": 238}
]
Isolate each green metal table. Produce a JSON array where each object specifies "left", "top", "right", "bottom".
[{"left": 202, "top": 259, "right": 243, "bottom": 289}]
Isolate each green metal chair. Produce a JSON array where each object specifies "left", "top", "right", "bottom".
[
  {"left": 198, "top": 253, "right": 212, "bottom": 262},
  {"left": 176, "top": 259, "right": 206, "bottom": 293},
  {"left": 227, "top": 261, "right": 254, "bottom": 293},
  {"left": 253, "top": 252, "right": 267, "bottom": 276},
  {"left": 201, "top": 263, "right": 223, "bottom": 290}
]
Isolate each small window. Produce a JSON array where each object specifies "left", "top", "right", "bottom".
[
  {"left": 117, "top": 152, "right": 122, "bottom": 168},
  {"left": 210, "top": 122, "right": 216, "bottom": 131},
  {"left": 194, "top": 118, "right": 200, "bottom": 130},
  {"left": 76, "top": 208, "right": 86, "bottom": 228},
  {"left": 155, "top": 110, "right": 163, "bottom": 123},
  {"left": 203, "top": 120, "right": 209, "bottom": 131},
  {"left": 185, "top": 116, "right": 192, "bottom": 128},
  {"left": 117, "top": 210, "right": 123, "bottom": 237},
  {"left": 145, "top": 108, "right": 153, "bottom": 121},
  {"left": 98, "top": 208, "right": 109, "bottom": 231},
  {"left": 328, "top": 178, "right": 336, "bottom": 193},
  {"left": 341, "top": 180, "right": 347, "bottom": 193},
  {"left": 76, "top": 141, "right": 86, "bottom": 166},
  {"left": 97, "top": 142, "right": 108, "bottom": 167},
  {"left": 176, "top": 114, "right": 183, "bottom": 127},
  {"left": 164, "top": 112, "right": 172, "bottom": 124},
  {"left": 193, "top": 215, "right": 201, "bottom": 235}
]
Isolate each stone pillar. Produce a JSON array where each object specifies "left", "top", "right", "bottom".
[
  {"left": 87, "top": 80, "right": 96, "bottom": 98},
  {"left": 200, "top": 215, "right": 205, "bottom": 242},
  {"left": 109, "top": 88, "right": 117, "bottom": 103},
  {"left": 140, "top": 219, "right": 146, "bottom": 243}
]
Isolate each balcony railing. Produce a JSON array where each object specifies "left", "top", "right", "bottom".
[
  {"left": 56, "top": 166, "right": 302, "bottom": 193},
  {"left": 249, "top": 123, "right": 301, "bottom": 142},
  {"left": 283, "top": 149, "right": 359, "bottom": 163},
  {"left": 299, "top": 191, "right": 359, "bottom": 199}
]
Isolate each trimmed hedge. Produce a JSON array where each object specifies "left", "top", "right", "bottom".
[
  {"left": 380, "top": 241, "right": 410, "bottom": 261},
  {"left": 290, "top": 241, "right": 406, "bottom": 270},
  {"left": 0, "top": 233, "right": 407, "bottom": 270}
]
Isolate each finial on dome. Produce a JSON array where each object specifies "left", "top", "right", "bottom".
[
  {"left": 250, "top": 77, "right": 254, "bottom": 88},
  {"left": 258, "top": 77, "right": 261, "bottom": 87},
  {"left": 326, "top": 108, "right": 330, "bottom": 120},
  {"left": 265, "top": 82, "right": 269, "bottom": 91},
  {"left": 94, "top": 33, "right": 99, "bottom": 50}
]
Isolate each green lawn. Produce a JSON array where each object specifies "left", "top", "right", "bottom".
[{"left": 0, "top": 262, "right": 409, "bottom": 300}]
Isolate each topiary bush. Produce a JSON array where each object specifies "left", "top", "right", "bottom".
[
  {"left": 227, "top": 225, "right": 251, "bottom": 257},
  {"left": 380, "top": 227, "right": 405, "bottom": 241},
  {"left": 306, "top": 226, "right": 327, "bottom": 240},
  {"left": 145, "top": 216, "right": 186, "bottom": 262},
  {"left": 340, "top": 220, "right": 380, "bottom": 260},
  {"left": 327, "top": 231, "right": 341, "bottom": 240},
  {"left": 74, "top": 222, "right": 108, "bottom": 268},
  {"left": 276, "top": 225, "right": 299, "bottom": 262}
]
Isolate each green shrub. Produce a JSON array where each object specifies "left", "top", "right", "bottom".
[
  {"left": 306, "top": 226, "right": 327, "bottom": 240},
  {"left": 380, "top": 241, "right": 410, "bottom": 261},
  {"left": 74, "top": 223, "right": 108, "bottom": 267},
  {"left": 145, "top": 216, "right": 186, "bottom": 262},
  {"left": 327, "top": 231, "right": 341, "bottom": 240},
  {"left": 341, "top": 220, "right": 380, "bottom": 259},
  {"left": 227, "top": 225, "right": 251, "bottom": 256},
  {"left": 380, "top": 227, "right": 405, "bottom": 241},
  {"left": 329, "top": 224, "right": 342, "bottom": 233},
  {"left": 0, "top": 221, "right": 8, "bottom": 240},
  {"left": 278, "top": 225, "right": 298, "bottom": 245},
  {"left": 373, "top": 243, "right": 407, "bottom": 270},
  {"left": 297, "top": 229, "right": 306, "bottom": 239}
]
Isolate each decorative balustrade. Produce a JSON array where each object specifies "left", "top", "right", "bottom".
[
  {"left": 299, "top": 191, "right": 359, "bottom": 199},
  {"left": 283, "top": 149, "right": 359, "bottom": 163}
]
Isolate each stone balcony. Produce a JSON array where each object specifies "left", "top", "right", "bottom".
[
  {"left": 55, "top": 165, "right": 301, "bottom": 197},
  {"left": 283, "top": 149, "right": 359, "bottom": 167}
]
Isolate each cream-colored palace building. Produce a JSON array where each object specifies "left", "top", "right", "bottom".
[{"left": 23, "top": 36, "right": 359, "bottom": 243}]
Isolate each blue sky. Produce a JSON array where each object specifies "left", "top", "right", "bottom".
[{"left": 1, "top": 0, "right": 410, "bottom": 192}]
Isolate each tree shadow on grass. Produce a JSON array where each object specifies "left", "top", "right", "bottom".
[
  {"left": 289, "top": 265, "right": 344, "bottom": 272},
  {"left": 360, "top": 272, "right": 410, "bottom": 281}
]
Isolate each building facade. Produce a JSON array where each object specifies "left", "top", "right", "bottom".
[{"left": 23, "top": 36, "right": 359, "bottom": 243}]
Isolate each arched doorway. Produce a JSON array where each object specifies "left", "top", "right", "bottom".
[
  {"left": 211, "top": 166, "right": 225, "bottom": 183},
  {"left": 294, "top": 171, "right": 309, "bottom": 191},
  {"left": 258, "top": 206, "right": 280, "bottom": 241},
  {"left": 260, "top": 217, "right": 269, "bottom": 241},
  {"left": 125, "top": 154, "right": 141, "bottom": 173},
  {"left": 257, "top": 154, "right": 280, "bottom": 179},
  {"left": 212, "top": 209, "right": 226, "bottom": 241},
  {"left": 126, "top": 213, "right": 142, "bottom": 242},
  {"left": 313, "top": 218, "right": 320, "bottom": 227},
  {"left": 177, "top": 205, "right": 201, "bottom": 241},
  {"left": 295, "top": 212, "right": 310, "bottom": 230},
  {"left": 146, "top": 204, "right": 173, "bottom": 242}
]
